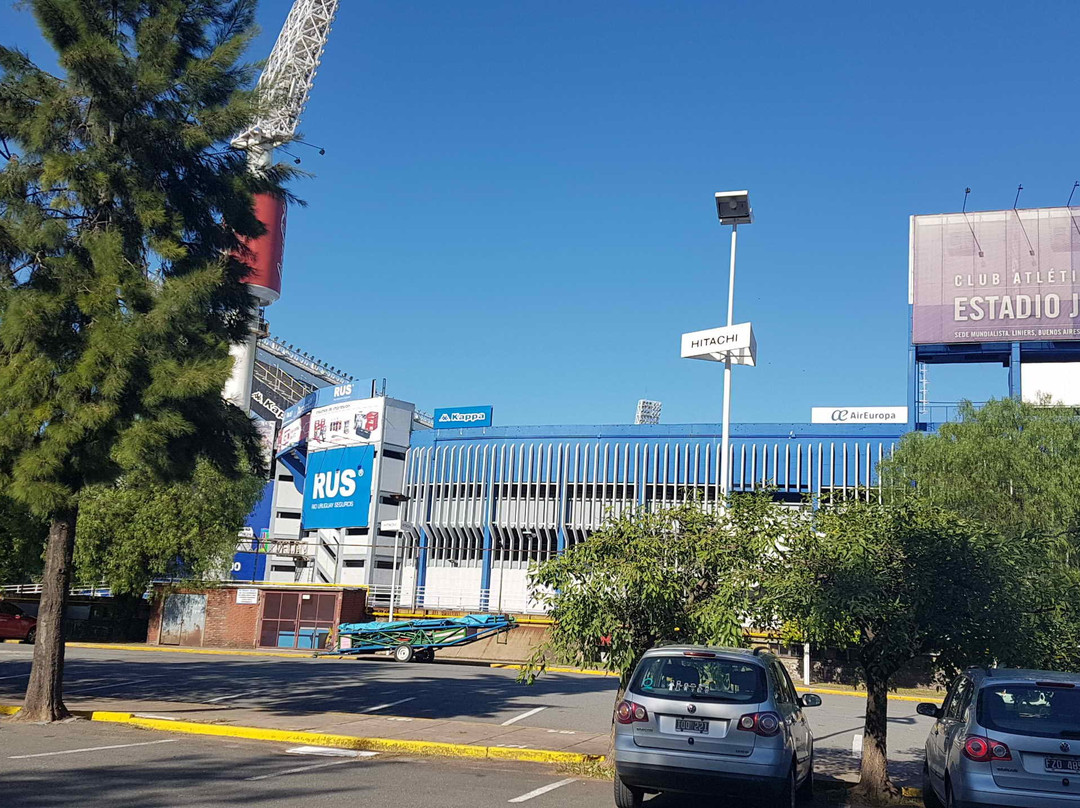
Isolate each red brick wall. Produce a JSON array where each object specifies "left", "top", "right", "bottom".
[{"left": 338, "top": 588, "right": 367, "bottom": 624}]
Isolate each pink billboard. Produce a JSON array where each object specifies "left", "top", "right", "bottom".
[{"left": 911, "top": 207, "right": 1080, "bottom": 344}]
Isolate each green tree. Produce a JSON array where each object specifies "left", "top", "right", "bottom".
[
  {"left": 763, "top": 498, "right": 1069, "bottom": 802},
  {"left": 881, "top": 397, "right": 1080, "bottom": 545},
  {"left": 0, "top": 0, "right": 289, "bottom": 720},
  {"left": 522, "top": 494, "right": 783, "bottom": 687},
  {"left": 0, "top": 495, "right": 48, "bottom": 584},
  {"left": 75, "top": 460, "right": 266, "bottom": 595}
]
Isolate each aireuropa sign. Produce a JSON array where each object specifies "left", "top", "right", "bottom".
[
  {"left": 811, "top": 406, "right": 908, "bottom": 424},
  {"left": 680, "top": 323, "right": 757, "bottom": 365},
  {"left": 911, "top": 207, "right": 1080, "bottom": 344},
  {"left": 433, "top": 405, "right": 493, "bottom": 429},
  {"left": 302, "top": 445, "right": 374, "bottom": 530}
]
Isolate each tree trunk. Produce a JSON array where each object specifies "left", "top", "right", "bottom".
[
  {"left": 15, "top": 511, "right": 77, "bottom": 722},
  {"left": 854, "top": 669, "right": 899, "bottom": 801}
]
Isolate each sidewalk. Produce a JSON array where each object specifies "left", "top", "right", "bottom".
[{"left": 0, "top": 696, "right": 608, "bottom": 765}]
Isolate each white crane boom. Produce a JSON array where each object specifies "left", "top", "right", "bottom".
[{"left": 232, "top": 0, "right": 340, "bottom": 153}]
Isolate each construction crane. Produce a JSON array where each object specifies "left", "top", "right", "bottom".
[{"left": 224, "top": 0, "right": 341, "bottom": 411}]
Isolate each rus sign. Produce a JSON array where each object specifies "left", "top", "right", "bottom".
[
  {"left": 680, "top": 323, "right": 757, "bottom": 365},
  {"left": 911, "top": 207, "right": 1080, "bottom": 344}
]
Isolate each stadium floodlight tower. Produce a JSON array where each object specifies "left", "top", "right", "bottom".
[
  {"left": 715, "top": 191, "right": 752, "bottom": 502},
  {"left": 224, "top": 0, "right": 341, "bottom": 411}
]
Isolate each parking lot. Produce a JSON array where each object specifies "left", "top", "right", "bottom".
[{"left": 0, "top": 643, "right": 936, "bottom": 789}]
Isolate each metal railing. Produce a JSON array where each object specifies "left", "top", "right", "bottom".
[
  {"left": 1, "top": 582, "right": 114, "bottom": 597},
  {"left": 364, "top": 585, "right": 547, "bottom": 615}
]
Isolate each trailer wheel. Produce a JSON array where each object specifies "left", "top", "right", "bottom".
[
  {"left": 416, "top": 649, "right": 434, "bottom": 663},
  {"left": 393, "top": 644, "right": 415, "bottom": 663}
]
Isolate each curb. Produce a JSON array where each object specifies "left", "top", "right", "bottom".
[
  {"left": 0, "top": 703, "right": 603, "bottom": 766},
  {"left": 66, "top": 642, "right": 314, "bottom": 659}
]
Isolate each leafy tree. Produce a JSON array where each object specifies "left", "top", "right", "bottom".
[
  {"left": 0, "top": 0, "right": 289, "bottom": 720},
  {"left": 75, "top": 460, "right": 266, "bottom": 595},
  {"left": 762, "top": 498, "right": 1069, "bottom": 801},
  {"left": 522, "top": 494, "right": 784, "bottom": 688},
  {"left": 881, "top": 397, "right": 1080, "bottom": 545},
  {"left": 0, "top": 495, "right": 47, "bottom": 583}
]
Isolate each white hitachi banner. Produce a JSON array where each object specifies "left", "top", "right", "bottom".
[{"left": 811, "top": 406, "right": 908, "bottom": 424}]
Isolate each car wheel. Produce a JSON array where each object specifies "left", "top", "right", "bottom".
[
  {"left": 613, "top": 772, "right": 643, "bottom": 808},
  {"left": 393, "top": 643, "right": 414, "bottom": 663},
  {"left": 796, "top": 754, "right": 814, "bottom": 803},
  {"left": 23, "top": 627, "right": 35, "bottom": 645},
  {"left": 922, "top": 763, "right": 944, "bottom": 808}
]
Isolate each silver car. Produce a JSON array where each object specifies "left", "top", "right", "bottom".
[
  {"left": 613, "top": 645, "right": 821, "bottom": 807},
  {"left": 919, "top": 667, "right": 1080, "bottom": 808}
]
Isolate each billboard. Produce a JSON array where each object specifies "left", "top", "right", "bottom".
[
  {"left": 811, "top": 406, "right": 908, "bottom": 424},
  {"left": 911, "top": 207, "right": 1080, "bottom": 344},
  {"left": 308, "top": 397, "right": 384, "bottom": 451},
  {"left": 276, "top": 412, "right": 309, "bottom": 454},
  {"left": 283, "top": 382, "right": 364, "bottom": 424},
  {"left": 302, "top": 445, "right": 374, "bottom": 530},
  {"left": 434, "top": 405, "right": 493, "bottom": 429},
  {"left": 250, "top": 377, "right": 290, "bottom": 422}
]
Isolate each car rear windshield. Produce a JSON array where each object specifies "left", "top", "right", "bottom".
[
  {"left": 978, "top": 684, "right": 1080, "bottom": 739},
  {"left": 630, "top": 655, "right": 766, "bottom": 703}
]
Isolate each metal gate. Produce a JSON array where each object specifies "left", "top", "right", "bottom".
[
  {"left": 159, "top": 594, "right": 207, "bottom": 646},
  {"left": 258, "top": 591, "right": 337, "bottom": 649}
]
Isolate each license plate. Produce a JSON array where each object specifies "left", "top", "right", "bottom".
[
  {"left": 675, "top": 718, "right": 709, "bottom": 734},
  {"left": 1044, "top": 757, "right": 1080, "bottom": 773}
]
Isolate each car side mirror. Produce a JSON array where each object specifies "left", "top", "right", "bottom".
[
  {"left": 916, "top": 702, "right": 942, "bottom": 719},
  {"left": 800, "top": 693, "right": 822, "bottom": 708}
]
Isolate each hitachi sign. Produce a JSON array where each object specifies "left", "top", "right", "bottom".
[{"left": 680, "top": 323, "right": 757, "bottom": 366}]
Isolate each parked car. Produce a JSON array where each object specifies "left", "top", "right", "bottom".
[
  {"left": 919, "top": 667, "right": 1080, "bottom": 808},
  {"left": 0, "top": 600, "right": 36, "bottom": 643},
  {"left": 613, "top": 645, "right": 821, "bottom": 808}
]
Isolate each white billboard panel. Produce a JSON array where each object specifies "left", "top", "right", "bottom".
[{"left": 308, "top": 397, "right": 385, "bottom": 452}]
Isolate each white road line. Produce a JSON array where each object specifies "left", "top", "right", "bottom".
[
  {"left": 508, "top": 778, "right": 576, "bottom": 803},
  {"left": 205, "top": 689, "right": 262, "bottom": 704},
  {"left": 10, "top": 739, "right": 177, "bottom": 759},
  {"left": 245, "top": 758, "right": 358, "bottom": 781},
  {"left": 359, "top": 697, "right": 415, "bottom": 714},
  {"left": 66, "top": 677, "right": 156, "bottom": 695},
  {"left": 852, "top": 734, "right": 863, "bottom": 756},
  {"left": 285, "top": 746, "right": 378, "bottom": 758},
  {"left": 501, "top": 706, "right": 547, "bottom": 726},
  {"left": 0, "top": 672, "right": 30, "bottom": 681}
]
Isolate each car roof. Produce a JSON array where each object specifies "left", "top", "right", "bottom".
[
  {"left": 641, "top": 645, "right": 771, "bottom": 664},
  {"left": 969, "top": 667, "right": 1080, "bottom": 686}
]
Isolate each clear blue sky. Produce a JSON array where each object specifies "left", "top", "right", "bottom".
[{"left": 5, "top": 0, "right": 1076, "bottom": 425}]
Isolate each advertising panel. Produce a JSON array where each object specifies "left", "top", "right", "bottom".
[
  {"left": 911, "top": 207, "right": 1080, "bottom": 344},
  {"left": 308, "top": 396, "right": 384, "bottom": 452},
  {"left": 434, "top": 405, "right": 493, "bottom": 429},
  {"left": 275, "top": 412, "right": 309, "bottom": 454},
  {"left": 283, "top": 382, "right": 364, "bottom": 424},
  {"left": 250, "top": 377, "right": 289, "bottom": 423},
  {"left": 811, "top": 406, "right": 908, "bottom": 424},
  {"left": 302, "top": 445, "right": 374, "bottom": 530}
]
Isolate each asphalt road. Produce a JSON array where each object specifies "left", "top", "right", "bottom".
[{"left": 0, "top": 644, "right": 935, "bottom": 786}]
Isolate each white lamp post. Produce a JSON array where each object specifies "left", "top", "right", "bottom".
[{"left": 680, "top": 191, "right": 756, "bottom": 505}]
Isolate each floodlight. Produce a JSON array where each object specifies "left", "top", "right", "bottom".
[{"left": 715, "top": 190, "right": 753, "bottom": 225}]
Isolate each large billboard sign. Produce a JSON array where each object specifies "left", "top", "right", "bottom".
[
  {"left": 283, "top": 382, "right": 363, "bottom": 424},
  {"left": 308, "top": 397, "right": 384, "bottom": 452},
  {"left": 434, "top": 405, "right": 493, "bottom": 429},
  {"left": 911, "top": 207, "right": 1080, "bottom": 344},
  {"left": 302, "top": 445, "right": 374, "bottom": 529},
  {"left": 811, "top": 406, "right": 908, "bottom": 424}
]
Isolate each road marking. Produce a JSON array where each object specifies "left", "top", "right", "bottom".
[
  {"left": 0, "top": 672, "right": 30, "bottom": 681},
  {"left": 206, "top": 690, "right": 262, "bottom": 704},
  {"left": 359, "top": 696, "right": 415, "bottom": 714},
  {"left": 10, "top": 739, "right": 177, "bottom": 759},
  {"left": 501, "top": 706, "right": 547, "bottom": 726},
  {"left": 852, "top": 734, "right": 863, "bottom": 756},
  {"left": 285, "top": 746, "right": 378, "bottom": 758},
  {"left": 133, "top": 713, "right": 178, "bottom": 721},
  {"left": 508, "top": 778, "right": 576, "bottom": 803},
  {"left": 245, "top": 758, "right": 358, "bottom": 781},
  {"left": 66, "top": 677, "right": 157, "bottom": 695}
]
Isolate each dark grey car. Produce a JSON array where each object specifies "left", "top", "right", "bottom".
[{"left": 613, "top": 645, "right": 821, "bottom": 807}]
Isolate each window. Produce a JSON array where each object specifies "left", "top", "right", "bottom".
[
  {"left": 345, "top": 528, "right": 366, "bottom": 536},
  {"left": 375, "top": 560, "right": 394, "bottom": 570},
  {"left": 275, "top": 511, "right": 301, "bottom": 520},
  {"left": 343, "top": 560, "right": 365, "bottom": 568},
  {"left": 270, "top": 564, "right": 295, "bottom": 573},
  {"left": 278, "top": 474, "right": 294, "bottom": 482},
  {"left": 978, "top": 684, "right": 1080, "bottom": 739},
  {"left": 382, "top": 449, "right": 407, "bottom": 461},
  {"left": 0, "top": 602, "right": 21, "bottom": 615},
  {"left": 770, "top": 661, "right": 798, "bottom": 705},
  {"left": 630, "top": 656, "right": 766, "bottom": 703},
  {"left": 944, "top": 677, "right": 974, "bottom": 721}
]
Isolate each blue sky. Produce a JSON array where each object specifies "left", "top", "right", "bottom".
[{"left": 4, "top": 0, "right": 1076, "bottom": 425}]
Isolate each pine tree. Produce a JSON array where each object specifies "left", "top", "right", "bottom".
[{"left": 0, "top": 0, "right": 292, "bottom": 721}]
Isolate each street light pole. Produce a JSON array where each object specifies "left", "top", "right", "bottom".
[{"left": 720, "top": 223, "right": 738, "bottom": 503}]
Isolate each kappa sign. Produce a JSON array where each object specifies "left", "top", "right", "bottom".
[{"left": 680, "top": 323, "right": 757, "bottom": 365}]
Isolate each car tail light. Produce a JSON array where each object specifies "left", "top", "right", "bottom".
[
  {"left": 683, "top": 651, "right": 716, "bottom": 658},
  {"left": 736, "top": 711, "right": 781, "bottom": 737},
  {"left": 615, "top": 700, "right": 649, "bottom": 724},
  {"left": 963, "top": 735, "right": 1012, "bottom": 762}
]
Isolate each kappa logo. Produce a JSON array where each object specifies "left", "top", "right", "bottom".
[{"left": 439, "top": 411, "right": 487, "bottom": 424}]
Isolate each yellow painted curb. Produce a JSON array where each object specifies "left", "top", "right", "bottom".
[
  {"left": 0, "top": 704, "right": 20, "bottom": 716},
  {"left": 488, "top": 663, "right": 617, "bottom": 677},
  {"left": 0, "top": 703, "right": 602, "bottom": 766},
  {"left": 901, "top": 786, "right": 922, "bottom": 798},
  {"left": 795, "top": 686, "right": 943, "bottom": 705}
]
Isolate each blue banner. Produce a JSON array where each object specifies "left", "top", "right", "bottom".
[
  {"left": 302, "top": 445, "right": 374, "bottom": 530},
  {"left": 283, "top": 382, "right": 366, "bottom": 424},
  {"left": 434, "top": 405, "right": 493, "bottom": 429}
]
